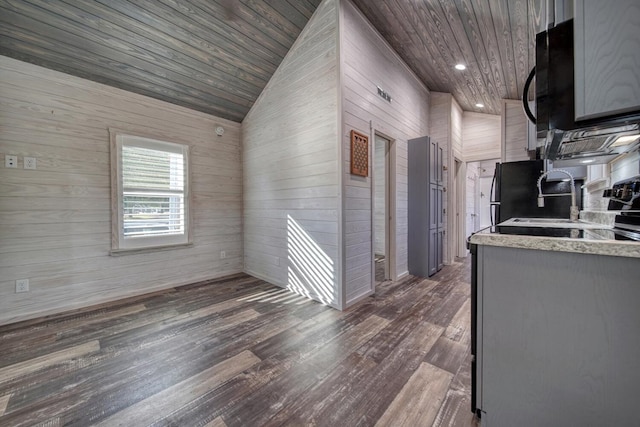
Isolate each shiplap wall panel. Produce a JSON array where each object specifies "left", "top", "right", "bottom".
[
  {"left": 342, "top": 0, "right": 430, "bottom": 306},
  {"left": 451, "top": 98, "right": 463, "bottom": 260},
  {"left": 610, "top": 151, "right": 640, "bottom": 184},
  {"left": 0, "top": 56, "right": 242, "bottom": 325},
  {"left": 502, "top": 99, "right": 530, "bottom": 162},
  {"left": 242, "top": 0, "right": 341, "bottom": 307},
  {"left": 451, "top": 99, "right": 463, "bottom": 160},
  {"left": 462, "top": 112, "right": 501, "bottom": 162}
]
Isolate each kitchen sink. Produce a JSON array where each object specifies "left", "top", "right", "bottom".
[
  {"left": 498, "top": 217, "right": 611, "bottom": 229},
  {"left": 511, "top": 218, "right": 575, "bottom": 224}
]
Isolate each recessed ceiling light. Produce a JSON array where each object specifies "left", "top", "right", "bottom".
[
  {"left": 475, "top": 103, "right": 484, "bottom": 108},
  {"left": 454, "top": 63, "right": 466, "bottom": 70}
]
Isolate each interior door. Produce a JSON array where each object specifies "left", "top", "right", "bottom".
[
  {"left": 374, "top": 134, "right": 391, "bottom": 282},
  {"left": 478, "top": 176, "right": 493, "bottom": 229}
]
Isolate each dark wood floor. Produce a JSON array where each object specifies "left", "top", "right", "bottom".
[{"left": 0, "top": 258, "right": 477, "bottom": 427}]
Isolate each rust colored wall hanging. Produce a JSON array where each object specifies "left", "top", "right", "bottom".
[{"left": 350, "top": 130, "right": 369, "bottom": 177}]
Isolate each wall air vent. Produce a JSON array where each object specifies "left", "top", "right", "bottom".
[{"left": 376, "top": 86, "right": 392, "bottom": 103}]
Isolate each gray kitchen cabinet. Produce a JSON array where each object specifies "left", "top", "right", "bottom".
[
  {"left": 574, "top": 0, "right": 640, "bottom": 120},
  {"left": 408, "top": 136, "right": 444, "bottom": 277},
  {"left": 474, "top": 244, "right": 640, "bottom": 425}
]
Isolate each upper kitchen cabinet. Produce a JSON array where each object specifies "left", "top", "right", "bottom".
[{"left": 574, "top": 0, "right": 640, "bottom": 120}]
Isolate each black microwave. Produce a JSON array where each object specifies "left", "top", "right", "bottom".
[{"left": 532, "top": 19, "right": 640, "bottom": 161}]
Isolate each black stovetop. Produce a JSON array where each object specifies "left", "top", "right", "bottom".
[{"left": 495, "top": 226, "right": 640, "bottom": 241}]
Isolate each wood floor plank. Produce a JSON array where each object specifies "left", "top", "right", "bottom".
[
  {"left": 214, "top": 314, "right": 391, "bottom": 426},
  {"left": 0, "top": 340, "right": 99, "bottom": 384},
  {"left": 260, "top": 351, "right": 379, "bottom": 426},
  {"left": 375, "top": 362, "right": 454, "bottom": 427},
  {"left": 34, "top": 417, "right": 60, "bottom": 427},
  {"left": 0, "top": 304, "right": 147, "bottom": 366},
  {"left": 2, "top": 310, "right": 260, "bottom": 426},
  {"left": 0, "top": 260, "right": 476, "bottom": 427},
  {"left": 425, "top": 336, "right": 468, "bottom": 375},
  {"left": 315, "top": 321, "right": 445, "bottom": 426},
  {"left": 424, "top": 286, "right": 468, "bottom": 327},
  {"left": 204, "top": 416, "right": 228, "bottom": 427},
  {"left": 444, "top": 298, "right": 471, "bottom": 346},
  {"left": 432, "top": 354, "right": 478, "bottom": 427},
  {"left": 95, "top": 350, "right": 261, "bottom": 426},
  {"left": 0, "top": 393, "right": 11, "bottom": 416}
]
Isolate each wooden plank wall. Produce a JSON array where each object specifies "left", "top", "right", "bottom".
[
  {"left": 451, "top": 100, "right": 463, "bottom": 161},
  {"left": 341, "top": 0, "right": 430, "bottom": 306},
  {"left": 501, "top": 99, "right": 530, "bottom": 162},
  {"left": 450, "top": 98, "right": 463, "bottom": 260},
  {"left": 0, "top": 56, "right": 243, "bottom": 325},
  {"left": 462, "top": 112, "right": 501, "bottom": 162},
  {"left": 610, "top": 151, "right": 640, "bottom": 185},
  {"left": 242, "top": 0, "right": 341, "bottom": 308}
]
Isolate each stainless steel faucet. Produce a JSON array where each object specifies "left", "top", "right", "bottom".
[{"left": 537, "top": 169, "right": 579, "bottom": 221}]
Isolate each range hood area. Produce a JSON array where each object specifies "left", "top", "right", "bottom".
[
  {"left": 543, "top": 124, "right": 640, "bottom": 165},
  {"left": 531, "top": 2, "right": 640, "bottom": 165}
]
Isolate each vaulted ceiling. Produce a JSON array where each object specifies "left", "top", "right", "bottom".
[{"left": 0, "top": 0, "right": 545, "bottom": 121}]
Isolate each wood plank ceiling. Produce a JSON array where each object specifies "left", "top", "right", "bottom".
[
  {"left": 0, "top": 0, "right": 322, "bottom": 122},
  {"left": 351, "top": 0, "right": 546, "bottom": 115},
  {"left": 0, "top": 0, "right": 544, "bottom": 121}
]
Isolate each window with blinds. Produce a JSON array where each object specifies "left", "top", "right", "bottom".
[{"left": 111, "top": 132, "right": 190, "bottom": 251}]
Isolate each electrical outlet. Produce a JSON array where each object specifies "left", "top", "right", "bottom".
[
  {"left": 16, "top": 279, "right": 29, "bottom": 293},
  {"left": 24, "top": 157, "right": 37, "bottom": 169},
  {"left": 220, "top": 250, "right": 226, "bottom": 259},
  {"left": 5, "top": 155, "right": 17, "bottom": 168}
]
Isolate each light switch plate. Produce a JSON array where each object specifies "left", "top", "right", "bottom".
[
  {"left": 5, "top": 155, "right": 17, "bottom": 168},
  {"left": 24, "top": 157, "right": 37, "bottom": 169}
]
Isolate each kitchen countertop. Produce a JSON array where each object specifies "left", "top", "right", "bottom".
[{"left": 469, "top": 217, "right": 640, "bottom": 258}]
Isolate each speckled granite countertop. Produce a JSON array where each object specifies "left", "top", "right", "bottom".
[
  {"left": 469, "top": 212, "right": 640, "bottom": 258},
  {"left": 469, "top": 230, "right": 640, "bottom": 258}
]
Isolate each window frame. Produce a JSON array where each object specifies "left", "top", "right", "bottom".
[{"left": 109, "top": 129, "right": 192, "bottom": 253}]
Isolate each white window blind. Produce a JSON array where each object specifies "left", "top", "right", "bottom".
[{"left": 111, "top": 133, "right": 190, "bottom": 251}]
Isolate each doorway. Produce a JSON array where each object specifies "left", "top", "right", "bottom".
[
  {"left": 454, "top": 159, "right": 466, "bottom": 258},
  {"left": 374, "top": 134, "right": 392, "bottom": 283},
  {"left": 478, "top": 176, "right": 493, "bottom": 229}
]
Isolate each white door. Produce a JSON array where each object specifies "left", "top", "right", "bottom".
[
  {"left": 466, "top": 174, "right": 476, "bottom": 241},
  {"left": 374, "top": 134, "right": 390, "bottom": 282},
  {"left": 478, "top": 176, "right": 493, "bottom": 228}
]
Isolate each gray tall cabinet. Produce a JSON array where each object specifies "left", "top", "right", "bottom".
[{"left": 408, "top": 136, "right": 444, "bottom": 277}]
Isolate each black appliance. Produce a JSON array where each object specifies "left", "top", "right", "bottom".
[
  {"left": 530, "top": 19, "right": 640, "bottom": 162},
  {"left": 604, "top": 175, "right": 640, "bottom": 211},
  {"left": 605, "top": 175, "right": 640, "bottom": 240},
  {"left": 491, "top": 160, "right": 583, "bottom": 224}
]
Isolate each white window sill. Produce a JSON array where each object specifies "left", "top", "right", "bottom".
[{"left": 110, "top": 243, "right": 194, "bottom": 256}]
